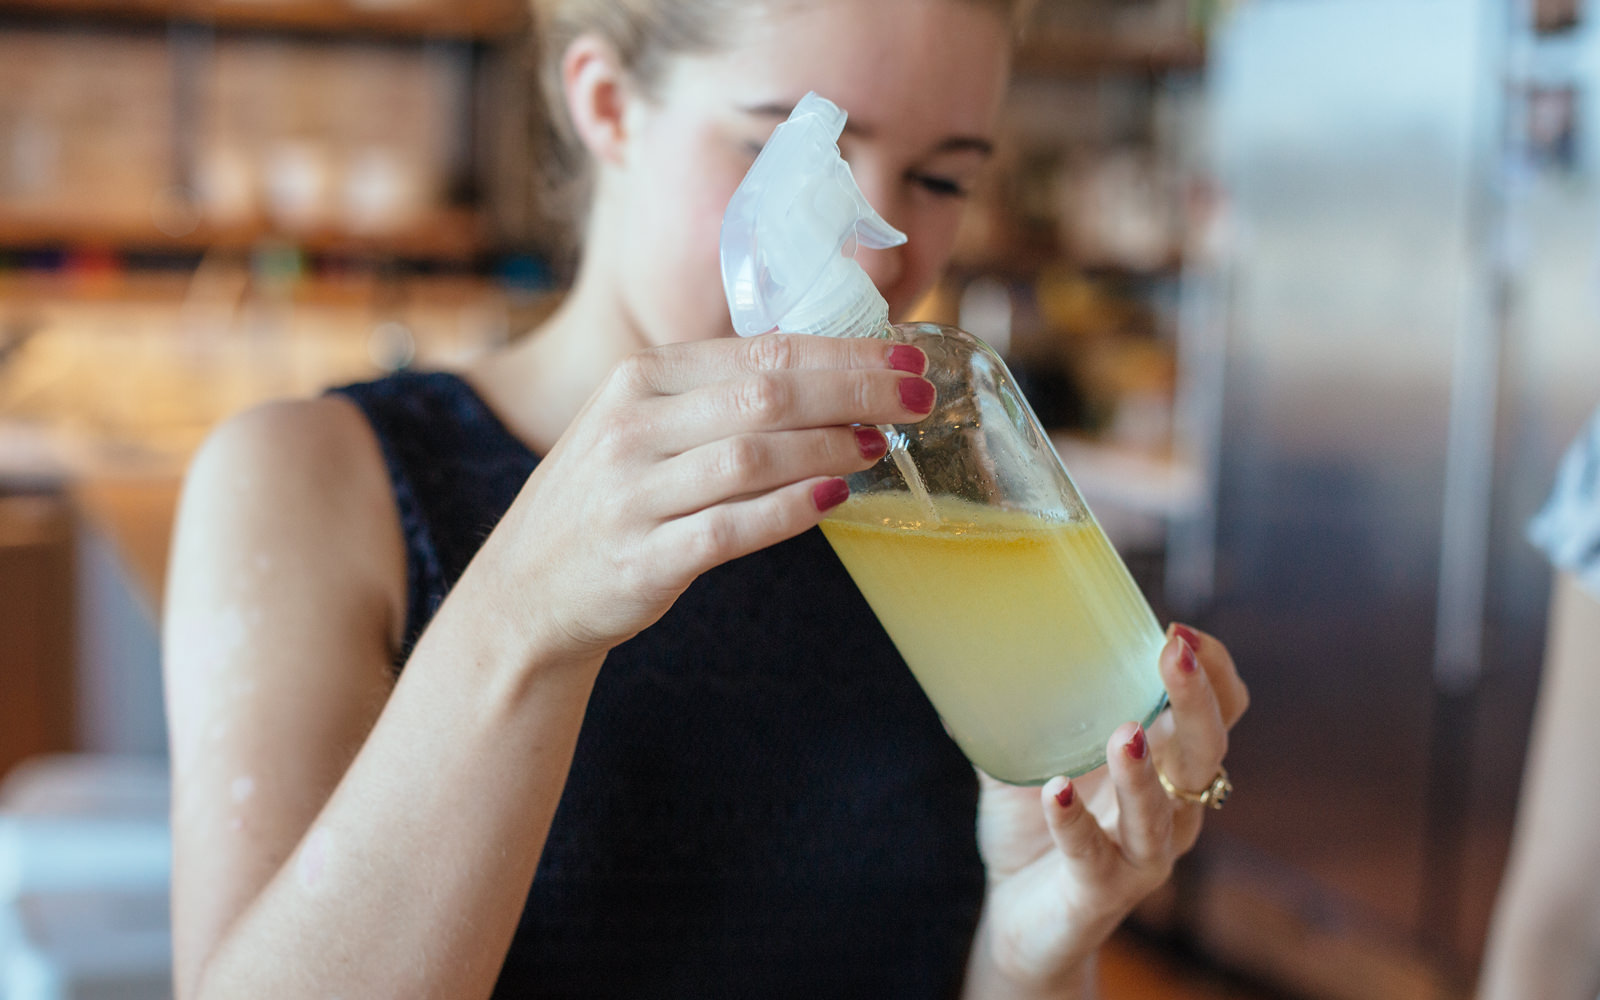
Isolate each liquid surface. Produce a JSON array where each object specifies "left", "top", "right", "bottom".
[{"left": 820, "top": 494, "right": 1166, "bottom": 783}]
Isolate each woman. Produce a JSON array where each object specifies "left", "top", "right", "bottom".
[{"left": 163, "top": 0, "right": 1248, "bottom": 996}]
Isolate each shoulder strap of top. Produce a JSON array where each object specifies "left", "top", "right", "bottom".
[
  {"left": 328, "top": 370, "right": 538, "bottom": 664},
  {"left": 1531, "top": 406, "right": 1600, "bottom": 597}
]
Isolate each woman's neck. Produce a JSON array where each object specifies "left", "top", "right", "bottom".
[{"left": 468, "top": 249, "right": 645, "bottom": 456}]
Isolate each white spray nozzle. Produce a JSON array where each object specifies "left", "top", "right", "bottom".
[{"left": 720, "top": 92, "right": 906, "bottom": 338}]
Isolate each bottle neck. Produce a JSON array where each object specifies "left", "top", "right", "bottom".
[{"left": 775, "top": 258, "right": 890, "bottom": 338}]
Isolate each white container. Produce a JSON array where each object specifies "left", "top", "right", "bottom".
[{"left": 0, "top": 755, "right": 171, "bottom": 1000}]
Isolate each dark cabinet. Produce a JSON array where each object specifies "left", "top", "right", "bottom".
[{"left": 0, "top": 491, "right": 75, "bottom": 779}]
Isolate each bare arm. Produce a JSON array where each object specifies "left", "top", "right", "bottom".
[
  {"left": 164, "top": 335, "right": 935, "bottom": 998},
  {"left": 164, "top": 397, "right": 607, "bottom": 998},
  {"left": 1478, "top": 572, "right": 1600, "bottom": 1000}
]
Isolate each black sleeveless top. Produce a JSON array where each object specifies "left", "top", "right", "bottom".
[{"left": 332, "top": 371, "right": 985, "bottom": 999}]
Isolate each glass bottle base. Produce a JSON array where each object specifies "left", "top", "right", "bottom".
[{"left": 976, "top": 693, "right": 1171, "bottom": 786}]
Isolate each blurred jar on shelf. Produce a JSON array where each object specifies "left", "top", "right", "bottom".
[
  {"left": 199, "top": 37, "right": 460, "bottom": 237},
  {"left": 0, "top": 30, "right": 173, "bottom": 231},
  {"left": 1056, "top": 146, "right": 1183, "bottom": 274}
]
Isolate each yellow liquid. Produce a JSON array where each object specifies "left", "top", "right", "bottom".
[{"left": 820, "top": 493, "right": 1167, "bottom": 783}]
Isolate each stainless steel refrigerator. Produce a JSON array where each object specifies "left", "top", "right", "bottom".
[{"left": 1158, "top": 1, "right": 1600, "bottom": 996}]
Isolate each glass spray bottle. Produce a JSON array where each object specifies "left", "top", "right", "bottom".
[{"left": 720, "top": 94, "right": 1167, "bottom": 784}]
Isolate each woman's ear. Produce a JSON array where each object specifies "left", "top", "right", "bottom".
[{"left": 561, "top": 33, "right": 632, "bottom": 167}]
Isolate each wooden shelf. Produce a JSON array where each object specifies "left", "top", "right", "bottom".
[
  {"left": 0, "top": 0, "right": 528, "bottom": 40},
  {"left": 0, "top": 208, "right": 489, "bottom": 262},
  {"left": 1015, "top": 32, "right": 1206, "bottom": 78},
  {"left": 0, "top": 269, "right": 498, "bottom": 308}
]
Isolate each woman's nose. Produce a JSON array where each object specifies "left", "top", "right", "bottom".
[
  {"left": 857, "top": 241, "right": 905, "bottom": 299},
  {"left": 847, "top": 162, "right": 911, "bottom": 303}
]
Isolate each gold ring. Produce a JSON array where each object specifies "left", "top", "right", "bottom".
[{"left": 1157, "top": 765, "right": 1231, "bottom": 809}]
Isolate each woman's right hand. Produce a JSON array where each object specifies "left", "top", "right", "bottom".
[{"left": 478, "top": 333, "right": 933, "bottom": 663}]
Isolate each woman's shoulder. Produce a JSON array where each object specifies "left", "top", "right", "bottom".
[
  {"left": 172, "top": 390, "right": 407, "bottom": 641},
  {"left": 190, "top": 392, "right": 388, "bottom": 510},
  {"left": 192, "top": 368, "right": 482, "bottom": 501}
]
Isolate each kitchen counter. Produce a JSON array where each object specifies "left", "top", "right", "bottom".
[
  {"left": 0, "top": 270, "right": 515, "bottom": 618},
  {"left": 1050, "top": 432, "right": 1203, "bottom": 551}
]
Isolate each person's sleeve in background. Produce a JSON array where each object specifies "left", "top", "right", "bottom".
[{"left": 1529, "top": 405, "right": 1600, "bottom": 597}]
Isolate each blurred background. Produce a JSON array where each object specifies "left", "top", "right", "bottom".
[{"left": 1, "top": 0, "right": 1598, "bottom": 996}]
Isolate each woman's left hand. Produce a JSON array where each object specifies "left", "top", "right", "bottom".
[{"left": 964, "top": 625, "right": 1249, "bottom": 997}]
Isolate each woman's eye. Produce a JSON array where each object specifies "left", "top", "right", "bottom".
[{"left": 910, "top": 172, "right": 969, "bottom": 199}]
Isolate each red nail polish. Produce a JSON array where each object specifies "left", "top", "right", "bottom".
[
  {"left": 1179, "top": 642, "right": 1199, "bottom": 675},
  {"left": 1055, "top": 782, "right": 1075, "bottom": 809},
  {"left": 1125, "top": 727, "right": 1148, "bottom": 761},
  {"left": 887, "top": 345, "right": 926, "bottom": 374},
  {"left": 854, "top": 427, "right": 888, "bottom": 460},
  {"left": 1173, "top": 624, "right": 1202, "bottom": 652},
  {"left": 898, "top": 377, "right": 935, "bottom": 414},
  {"left": 812, "top": 478, "right": 849, "bottom": 512}
]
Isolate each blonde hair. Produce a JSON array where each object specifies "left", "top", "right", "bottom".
[{"left": 525, "top": 0, "right": 1034, "bottom": 263}]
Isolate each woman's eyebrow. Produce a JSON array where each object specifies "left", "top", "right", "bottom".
[
  {"left": 931, "top": 136, "right": 995, "bottom": 157},
  {"left": 738, "top": 101, "right": 994, "bottom": 157}
]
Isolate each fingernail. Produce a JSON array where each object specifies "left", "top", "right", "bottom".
[
  {"left": 813, "top": 478, "right": 849, "bottom": 512},
  {"left": 1124, "top": 726, "right": 1148, "bottom": 761},
  {"left": 1178, "top": 640, "right": 1199, "bottom": 675},
  {"left": 898, "top": 377, "right": 935, "bottom": 414},
  {"left": 1055, "top": 781, "right": 1075, "bottom": 810},
  {"left": 887, "top": 345, "right": 926, "bottom": 374},
  {"left": 1172, "top": 624, "right": 1202, "bottom": 652},
  {"left": 854, "top": 426, "right": 888, "bottom": 460}
]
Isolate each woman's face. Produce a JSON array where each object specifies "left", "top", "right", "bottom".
[{"left": 600, "top": 0, "right": 1011, "bottom": 347}]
